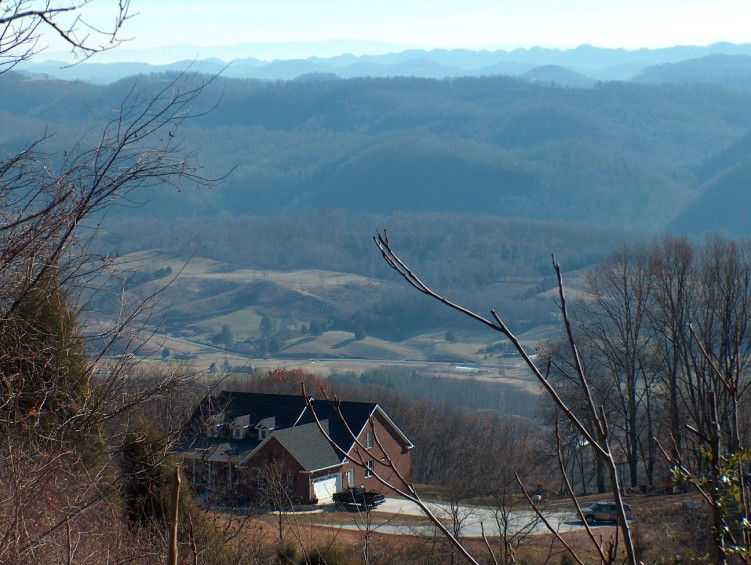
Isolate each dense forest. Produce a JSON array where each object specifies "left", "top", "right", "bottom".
[{"left": 2, "top": 70, "right": 751, "bottom": 234}]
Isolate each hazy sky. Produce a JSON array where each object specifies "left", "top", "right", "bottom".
[{"left": 46, "top": 0, "right": 751, "bottom": 61}]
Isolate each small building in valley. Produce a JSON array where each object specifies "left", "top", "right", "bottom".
[{"left": 176, "top": 392, "right": 413, "bottom": 505}]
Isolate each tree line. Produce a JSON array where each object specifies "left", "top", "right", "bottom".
[{"left": 544, "top": 234, "right": 751, "bottom": 496}]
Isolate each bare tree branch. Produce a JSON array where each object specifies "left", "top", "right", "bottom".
[
  {"left": 301, "top": 384, "right": 483, "bottom": 565},
  {"left": 374, "top": 231, "right": 638, "bottom": 565},
  {"left": 515, "top": 475, "right": 583, "bottom": 565},
  {"left": 0, "top": 1, "right": 131, "bottom": 72}
]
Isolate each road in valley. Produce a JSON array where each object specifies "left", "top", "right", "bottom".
[{"left": 141, "top": 332, "right": 542, "bottom": 392}]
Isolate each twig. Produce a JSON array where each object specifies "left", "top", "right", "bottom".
[
  {"left": 302, "top": 385, "right": 482, "bottom": 565},
  {"left": 555, "top": 421, "right": 609, "bottom": 563},
  {"left": 515, "top": 475, "right": 583, "bottom": 565},
  {"left": 167, "top": 465, "right": 180, "bottom": 565}
]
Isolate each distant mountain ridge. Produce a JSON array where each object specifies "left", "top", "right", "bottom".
[
  {"left": 2, "top": 69, "right": 750, "bottom": 234},
  {"left": 17, "top": 42, "right": 751, "bottom": 87},
  {"left": 634, "top": 54, "right": 751, "bottom": 90}
]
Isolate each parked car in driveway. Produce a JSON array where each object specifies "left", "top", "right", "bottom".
[
  {"left": 580, "top": 501, "right": 633, "bottom": 524},
  {"left": 333, "top": 487, "right": 386, "bottom": 510}
]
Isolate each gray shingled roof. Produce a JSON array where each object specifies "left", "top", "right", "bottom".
[
  {"left": 178, "top": 392, "right": 413, "bottom": 469},
  {"left": 267, "top": 420, "right": 341, "bottom": 472}
]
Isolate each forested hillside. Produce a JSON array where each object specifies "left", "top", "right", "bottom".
[
  {"left": 2, "top": 71, "right": 751, "bottom": 234},
  {"left": 100, "top": 211, "right": 635, "bottom": 341}
]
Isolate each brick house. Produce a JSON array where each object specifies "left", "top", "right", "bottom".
[{"left": 176, "top": 392, "right": 413, "bottom": 505}]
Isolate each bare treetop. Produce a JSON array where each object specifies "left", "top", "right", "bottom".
[{"left": 0, "top": 0, "right": 130, "bottom": 72}]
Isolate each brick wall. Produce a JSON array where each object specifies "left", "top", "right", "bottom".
[
  {"left": 245, "top": 437, "right": 312, "bottom": 502},
  {"left": 341, "top": 410, "right": 411, "bottom": 494}
]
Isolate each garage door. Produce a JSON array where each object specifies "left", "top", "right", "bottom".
[{"left": 312, "top": 474, "right": 340, "bottom": 504}]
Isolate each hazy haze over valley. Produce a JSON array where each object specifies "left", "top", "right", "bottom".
[
  {"left": 2, "top": 1, "right": 750, "bottom": 413},
  {"left": 7, "top": 2, "right": 751, "bottom": 562},
  {"left": 6, "top": 35, "right": 751, "bottom": 355}
]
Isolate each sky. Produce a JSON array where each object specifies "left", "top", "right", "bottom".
[{"left": 42, "top": 0, "right": 751, "bottom": 63}]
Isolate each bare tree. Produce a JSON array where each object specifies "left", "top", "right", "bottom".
[
  {"left": 692, "top": 235, "right": 751, "bottom": 453},
  {"left": 577, "top": 244, "right": 657, "bottom": 487},
  {"left": 541, "top": 336, "right": 613, "bottom": 494},
  {"left": 252, "top": 457, "right": 299, "bottom": 547},
  {"left": 550, "top": 235, "right": 751, "bottom": 562},
  {"left": 647, "top": 236, "right": 697, "bottom": 465},
  {"left": 478, "top": 418, "right": 548, "bottom": 565},
  {"left": 0, "top": 3, "right": 225, "bottom": 561},
  {"left": 373, "top": 231, "right": 639, "bottom": 565}
]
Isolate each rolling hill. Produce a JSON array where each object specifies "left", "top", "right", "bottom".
[
  {"left": 671, "top": 155, "right": 751, "bottom": 235},
  {"left": 3, "top": 65, "right": 751, "bottom": 240},
  {"left": 635, "top": 54, "right": 751, "bottom": 90}
]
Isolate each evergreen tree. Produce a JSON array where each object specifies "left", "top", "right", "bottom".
[
  {"left": 0, "top": 267, "right": 91, "bottom": 440},
  {"left": 354, "top": 324, "right": 366, "bottom": 340},
  {"left": 119, "top": 421, "right": 174, "bottom": 526},
  {"left": 118, "top": 418, "right": 232, "bottom": 559},
  {"left": 259, "top": 314, "right": 275, "bottom": 339},
  {"left": 309, "top": 319, "right": 325, "bottom": 337},
  {"left": 212, "top": 324, "right": 234, "bottom": 347}
]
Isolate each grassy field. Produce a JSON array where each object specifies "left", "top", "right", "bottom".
[
  {"left": 114, "top": 249, "right": 386, "bottom": 336},
  {"left": 107, "top": 249, "right": 560, "bottom": 398}
]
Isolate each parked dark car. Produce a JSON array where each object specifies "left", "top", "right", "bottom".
[
  {"left": 581, "top": 501, "right": 633, "bottom": 524},
  {"left": 333, "top": 487, "right": 386, "bottom": 509}
]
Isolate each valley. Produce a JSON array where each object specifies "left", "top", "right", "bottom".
[
  {"left": 103, "top": 248, "right": 556, "bottom": 399},
  {"left": 4, "top": 32, "right": 751, "bottom": 562}
]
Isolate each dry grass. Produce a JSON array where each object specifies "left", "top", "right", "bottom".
[{"left": 202, "top": 491, "right": 713, "bottom": 564}]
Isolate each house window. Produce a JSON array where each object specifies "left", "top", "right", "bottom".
[
  {"left": 365, "top": 431, "right": 373, "bottom": 449},
  {"left": 365, "top": 460, "right": 374, "bottom": 478},
  {"left": 346, "top": 468, "right": 354, "bottom": 486}
]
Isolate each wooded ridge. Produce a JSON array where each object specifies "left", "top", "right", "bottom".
[{"left": 2, "top": 71, "right": 750, "bottom": 234}]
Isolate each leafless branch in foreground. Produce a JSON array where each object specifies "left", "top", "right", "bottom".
[
  {"left": 0, "top": 1, "right": 132, "bottom": 73},
  {"left": 374, "top": 231, "right": 637, "bottom": 565},
  {"left": 514, "top": 475, "right": 582, "bottom": 565},
  {"left": 553, "top": 420, "right": 610, "bottom": 564}
]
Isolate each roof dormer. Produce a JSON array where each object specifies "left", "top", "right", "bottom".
[
  {"left": 255, "top": 416, "right": 276, "bottom": 440},
  {"left": 230, "top": 414, "right": 252, "bottom": 440}
]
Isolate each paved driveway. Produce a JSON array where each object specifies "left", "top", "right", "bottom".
[{"left": 332, "top": 497, "right": 585, "bottom": 538}]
